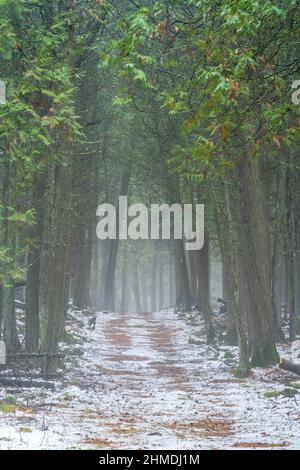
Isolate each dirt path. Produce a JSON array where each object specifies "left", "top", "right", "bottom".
[{"left": 0, "top": 309, "right": 300, "bottom": 449}]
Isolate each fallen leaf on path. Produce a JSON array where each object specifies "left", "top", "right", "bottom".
[
  {"left": 167, "top": 418, "right": 233, "bottom": 437},
  {"left": 82, "top": 437, "right": 117, "bottom": 448}
]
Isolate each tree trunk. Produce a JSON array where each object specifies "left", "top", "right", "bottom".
[
  {"left": 222, "top": 256, "right": 238, "bottom": 345},
  {"left": 295, "top": 162, "right": 300, "bottom": 331},
  {"left": 25, "top": 177, "right": 44, "bottom": 352},
  {"left": 141, "top": 268, "right": 149, "bottom": 312},
  {"left": 1, "top": 163, "right": 20, "bottom": 353},
  {"left": 103, "top": 166, "right": 131, "bottom": 311},
  {"left": 132, "top": 259, "right": 142, "bottom": 314},
  {"left": 40, "top": 163, "right": 72, "bottom": 377},
  {"left": 271, "top": 163, "right": 286, "bottom": 339},
  {"left": 159, "top": 253, "right": 164, "bottom": 311},
  {"left": 0, "top": 285, "right": 2, "bottom": 341},
  {"left": 224, "top": 178, "right": 251, "bottom": 377},
  {"left": 169, "top": 249, "right": 175, "bottom": 307},
  {"left": 3, "top": 284, "right": 20, "bottom": 353},
  {"left": 295, "top": 252, "right": 300, "bottom": 333},
  {"left": 151, "top": 251, "right": 158, "bottom": 312},
  {"left": 71, "top": 56, "right": 100, "bottom": 310},
  {"left": 243, "top": 156, "right": 279, "bottom": 367},
  {"left": 72, "top": 227, "right": 93, "bottom": 309},
  {"left": 120, "top": 246, "right": 128, "bottom": 313},
  {"left": 194, "top": 233, "right": 215, "bottom": 344},
  {"left": 188, "top": 251, "right": 198, "bottom": 306},
  {"left": 175, "top": 239, "right": 192, "bottom": 310},
  {"left": 286, "top": 150, "right": 298, "bottom": 340},
  {"left": 26, "top": 252, "right": 40, "bottom": 353}
]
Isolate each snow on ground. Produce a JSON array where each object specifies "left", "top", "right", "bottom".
[{"left": 0, "top": 309, "right": 299, "bottom": 450}]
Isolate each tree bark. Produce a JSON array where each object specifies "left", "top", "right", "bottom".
[
  {"left": 222, "top": 256, "right": 238, "bottom": 345},
  {"left": 175, "top": 239, "right": 192, "bottom": 310},
  {"left": 242, "top": 156, "right": 279, "bottom": 367},
  {"left": 39, "top": 163, "right": 72, "bottom": 377},
  {"left": 271, "top": 163, "right": 286, "bottom": 339},
  {"left": 159, "top": 253, "right": 164, "bottom": 311},
  {"left": 224, "top": 177, "right": 251, "bottom": 377},
  {"left": 194, "top": 233, "right": 215, "bottom": 344},
  {"left": 286, "top": 150, "right": 297, "bottom": 340},
  {"left": 132, "top": 259, "right": 142, "bottom": 314},
  {"left": 151, "top": 251, "right": 158, "bottom": 312},
  {"left": 1, "top": 163, "right": 21, "bottom": 353},
  {"left": 169, "top": 249, "right": 175, "bottom": 307},
  {"left": 141, "top": 268, "right": 149, "bottom": 312},
  {"left": 72, "top": 227, "right": 93, "bottom": 309},
  {"left": 25, "top": 177, "right": 44, "bottom": 352},
  {"left": 103, "top": 166, "right": 131, "bottom": 311},
  {"left": 188, "top": 251, "right": 198, "bottom": 306}
]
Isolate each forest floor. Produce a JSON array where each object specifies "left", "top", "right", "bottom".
[{"left": 0, "top": 308, "right": 300, "bottom": 450}]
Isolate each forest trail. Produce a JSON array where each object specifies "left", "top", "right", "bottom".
[{"left": 0, "top": 309, "right": 300, "bottom": 450}]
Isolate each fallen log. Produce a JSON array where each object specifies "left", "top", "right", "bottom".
[
  {"left": 7, "top": 353, "right": 65, "bottom": 358},
  {"left": 279, "top": 358, "right": 300, "bottom": 376},
  {"left": 30, "top": 402, "right": 58, "bottom": 409},
  {"left": 0, "top": 378, "right": 55, "bottom": 390}
]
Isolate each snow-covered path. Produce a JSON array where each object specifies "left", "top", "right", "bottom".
[{"left": 0, "top": 309, "right": 300, "bottom": 449}]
